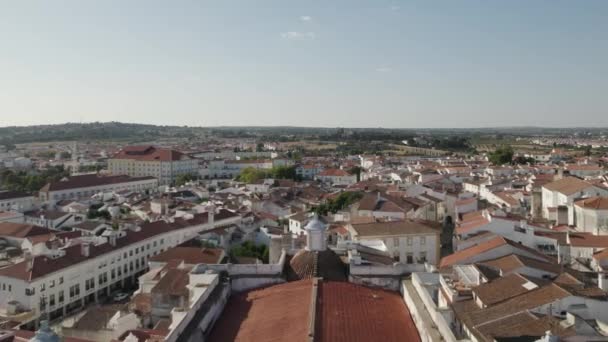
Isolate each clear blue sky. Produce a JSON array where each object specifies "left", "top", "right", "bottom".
[{"left": 1, "top": 1, "right": 607, "bottom": 128}]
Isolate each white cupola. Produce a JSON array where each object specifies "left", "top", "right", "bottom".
[{"left": 305, "top": 213, "right": 327, "bottom": 251}]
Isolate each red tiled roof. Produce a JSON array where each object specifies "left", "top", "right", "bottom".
[
  {"left": 112, "top": 146, "right": 190, "bottom": 162},
  {"left": 0, "top": 191, "right": 32, "bottom": 200},
  {"left": 0, "top": 223, "right": 54, "bottom": 238},
  {"left": 567, "top": 232, "right": 608, "bottom": 248},
  {"left": 41, "top": 174, "right": 156, "bottom": 192},
  {"left": 317, "top": 168, "right": 351, "bottom": 177},
  {"left": 0, "top": 209, "right": 239, "bottom": 282},
  {"left": 149, "top": 247, "right": 224, "bottom": 265},
  {"left": 208, "top": 279, "right": 313, "bottom": 342},
  {"left": 441, "top": 236, "right": 507, "bottom": 268},
  {"left": 440, "top": 236, "right": 552, "bottom": 268},
  {"left": 316, "top": 281, "right": 420, "bottom": 342},
  {"left": 208, "top": 279, "right": 420, "bottom": 342},
  {"left": 543, "top": 177, "right": 594, "bottom": 195},
  {"left": 574, "top": 196, "right": 608, "bottom": 210}
]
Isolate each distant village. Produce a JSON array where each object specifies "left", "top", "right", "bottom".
[{"left": 1, "top": 132, "right": 608, "bottom": 342}]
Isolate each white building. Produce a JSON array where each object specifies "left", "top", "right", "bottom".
[
  {"left": 39, "top": 174, "right": 158, "bottom": 203},
  {"left": 201, "top": 159, "right": 273, "bottom": 179},
  {"left": 109, "top": 146, "right": 199, "bottom": 185},
  {"left": 315, "top": 168, "right": 357, "bottom": 186},
  {"left": 541, "top": 177, "right": 608, "bottom": 220},
  {"left": 295, "top": 164, "right": 324, "bottom": 180},
  {"left": 0, "top": 191, "right": 35, "bottom": 212},
  {"left": 348, "top": 220, "right": 440, "bottom": 266},
  {"left": 573, "top": 197, "right": 608, "bottom": 235},
  {"left": 0, "top": 209, "right": 241, "bottom": 328}
]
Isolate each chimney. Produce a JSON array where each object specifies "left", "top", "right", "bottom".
[
  {"left": 81, "top": 243, "right": 90, "bottom": 257},
  {"left": 109, "top": 234, "right": 117, "bottom": 247},
  {"left": 25, "top": 252, "right": 33, "bottom": 272},
  {"left": 208, "top": 207, "right": 215, "bottom": 226},
  {"left": 556, "top": 168, "right": 564, "bottom": 180}
]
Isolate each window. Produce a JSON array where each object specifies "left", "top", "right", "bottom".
[
  {"left": 26, "top": 288, "right": 35, "bottom": 296},
  {"left": 406, "top": 253, "right": 414, "bottom": 264},
  {"left": 419, "top": 252, "right": 427, "bottom": 263},
  {"left": 407, "top": 237, "right": 413, "bottom": 246},
  {"left": 49, "top": 294, "right": 55, "bottom": 307},
  {"left": 69, "top": 284, "right": 80, "bottom": 298},
  {"left": 59, "top": 277, "right": 64, "bottom": 284},
  {"left": 40, "top": 283, "right": 45, "bottom": 292},
  {"left": 420, "top": 236, "right": 426, "bottom": 245},
  {"left": 85, "top": 278, "right": 95, "bottom": 291},
  {"left": 50, "top": 280, "right": 55, "bottom": 288},
  {"left": 393, "top": 237, "right": 400, "bottom": 247},
  {"left": 58, "top": 291, "right": 64, "bottom": 303}
]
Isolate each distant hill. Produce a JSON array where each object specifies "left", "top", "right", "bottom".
[{"left": 0, "top": 122, "right": 204, "bottom": 147}]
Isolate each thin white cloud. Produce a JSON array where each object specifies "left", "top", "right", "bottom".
[
  {"left": 390, "top": 5, "right": 400, "bottom": 11},
  {"left": 376, "top": 67, "right": 392, "bottom": 73},
  {"left": 300, "top": 15, "right": 312, "bottom": 22},
  {"left": 281, "top": 31, "right": 316, "bottom": 40}
]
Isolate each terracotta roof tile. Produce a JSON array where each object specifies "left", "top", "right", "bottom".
[
  {"left": 351, "top": 220, "right": 439, "bottom": 237},
  {"left": 574, "top": 196, "right": 608, "bottom": 210},
  {"left": 149, "top": 247, "right": 224, "bottom": 265},
  {"left": 316, "top": 281, "right": 420, "bottom": 342},
  {"left": 41, "top": 174, "right": 156, "bottom": 192},
  {"left": 543, "top": 177, "right": 594, "bottom": 195}
]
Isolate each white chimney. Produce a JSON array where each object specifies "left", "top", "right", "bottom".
[
  {"left": 208, "top": 207, "right": 215, "bottom": 226},
  {"left": 109, "top": 234, "right": 117, "bottom": 247},
  {"left": 81, "top": 243, "right": 90, "bottom": 257},
  {"left": 25, "top": 252, "right": 33, "bottom": 272}
]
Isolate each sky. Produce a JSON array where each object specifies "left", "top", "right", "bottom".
[{"left": 0, "top": 0, "right": 607, "bottom": 128}]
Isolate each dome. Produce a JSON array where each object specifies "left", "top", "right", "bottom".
[
  {"left": 286, "top": 249, "right": 347, "bottom": 282},
  {"left": 304, "top": 214, "right": 326, "bottom": 232}
]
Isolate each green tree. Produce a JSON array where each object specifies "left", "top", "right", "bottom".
[
  {"left": 230, "top": 241, "right": 269, "bottom": 263},
  {"left": 237, "top": 167, "right": 268, "bottom": 183},
  {"left": 348, "top": 166, "right": 362, "bottom": 182},
  {"left": 488, "top": 145, "right": 514, "bottom": 165},
  {"left": 311, "top": 191, "right": 363, "bottom": 215},
  {"left": 270, "top": 166, "right": 296, "bottom": 180},
  {"left": 175, "top": 173, "right": 197, "bottom": 186},
  {"left": 584, "top": 145, "right": 592, "bottom": 157}
]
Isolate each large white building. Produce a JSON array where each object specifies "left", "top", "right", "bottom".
[
  {"left": 573, "top": 197, "right": 608, "bottom": 235},
  {"left": 541, "top": 177, "right": 608, "bottom": 221},
  {"left": 108, "top": 146, "right": 199, "bottom": 185},
  {"left": 39, "top": 174, "right": 158, "bottom": 203},
  {"left": 0, "top": 191, "right": 35, "bottom": 212},
  {"left": 348, "top": 220, "right": 440, "bottom": 266},
  {"left": 0, "top": 209, "right": 241, "bottom": 329},
  {"left": 315, "top": 168, "right": 357, "bottom": 186},
  {"left": 201, "top": 159, "right": 273, "bottom": 179}
]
